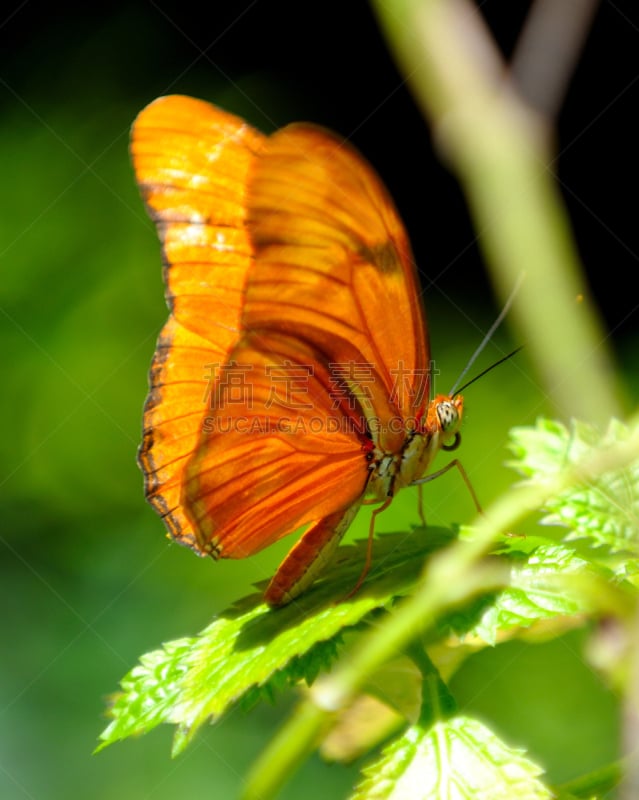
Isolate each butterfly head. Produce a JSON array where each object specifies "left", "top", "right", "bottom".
[
  {"left": 427, "top": 393, "right": 464, "bottom": 452},
  {"left": 371, "top": 392, "right": 464, "bottom": 497}
]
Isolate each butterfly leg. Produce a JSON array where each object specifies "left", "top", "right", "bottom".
[
  {"left": 264, "top": 503, "right": 361, "bottom": 607},
  {"left": 415, "top": 459, "right": 483, "bottom": 515},
  {"left": 341, "top": 496, "right": 393, "bottom": 602},
  {"left": 416, "top": 483, "right": 427, "bottom": 527},
  {"left": 419, "top": 460, "right": 524, "bottom": 539}
]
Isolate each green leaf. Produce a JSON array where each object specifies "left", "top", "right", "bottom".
[
  {"left": 97, "top": 528, "right": 456, "bottom": 755},
  {"left": 437, "top": 537, "right": 610, "bottom": 646},
  {"left": 96, "top": 636, "right": 194, "bottom": 749},
  {"left": 470, "top": 541, "right": 594, "bottom": 644},
  {"left": 508, "top": 418, "right": 639, "bottom": 553},
  {"left": 350, "top": 715, "right": 552, "bottom": 800}
]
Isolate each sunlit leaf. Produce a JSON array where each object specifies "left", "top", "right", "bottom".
[
  {"left": 350, "top": 715, "right": 551, "bottom": 800},
  {"left": 508, "top": 418, "right": 639, "bottom": 553},
  {"left": 436, "top": 535, "right": 617, "bottom": 646},
  {"left": 97, "top": 529, "right": 455, "bottom": 755}
]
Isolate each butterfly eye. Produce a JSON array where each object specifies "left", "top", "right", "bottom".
[{"left": 436, "top": 400, "right": 459, "bottom": 433}]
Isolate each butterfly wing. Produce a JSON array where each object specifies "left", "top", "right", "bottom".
[
  {"left": 184, "top": 123, "right": 431, "bottom": 559},
  {"left": 185, "top": 329, "right": 371, "bottom": 558},
  {"left": 245, "top": 124, "right": 431, "bottom": 446},
  {"left": 132, "top": 95, "right": 264, "bottom": 550}
]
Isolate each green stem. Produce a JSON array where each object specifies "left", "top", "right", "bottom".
[
  {"left": 240, "top": 703, "right": 332, "bottom": 800},
  {"left": 372, "top": 0, "right": 623, "bottom": 425},
  {"left": 554, "top": 759, "right": 624, "bottom": 797},
  {"left": 405, "top": 643, "right": 457, "bottom": 726}
]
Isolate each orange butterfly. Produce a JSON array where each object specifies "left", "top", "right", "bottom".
[{"left": 133, "top": 95, "right": 465, "bottom": 607}]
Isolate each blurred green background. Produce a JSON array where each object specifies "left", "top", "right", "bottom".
[{"left": 1, "top": 2, "right": 637, "bottom": 798}]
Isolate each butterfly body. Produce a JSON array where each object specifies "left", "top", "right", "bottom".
[
  {"left": 133, "top": 95, "right": 465, "bottom": 607},
  {"left": 366, "top": 394, "right": 463, "bottom": 502}
]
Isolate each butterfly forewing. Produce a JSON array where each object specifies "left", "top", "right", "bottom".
[
  {"left": 132, "top": 95, "right": 264, "bottom": 548},
  {"left": 245, "top": 124, "right": 431, "bottom": 433}
]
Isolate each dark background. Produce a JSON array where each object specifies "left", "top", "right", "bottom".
[
  {"left": 3, "top": 1, "right": 638, "bottom": 341},
  {"left": 1, "top": 2, "right": 636, "bottom": 798}
]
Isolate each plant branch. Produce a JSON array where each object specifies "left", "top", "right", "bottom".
[
  {"left": 510, "top": 0, "right": 601, "bottom": 120},
  {"left": 371, "top": 0, "right": 622, "bottom": 426}
]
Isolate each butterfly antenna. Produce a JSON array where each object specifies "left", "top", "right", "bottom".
[
  {"left": 448, "top": 273, "right": 525, "bottom": 397},
  {"left": 453, "top": 345, "right": 524, "bottom": 395}
]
